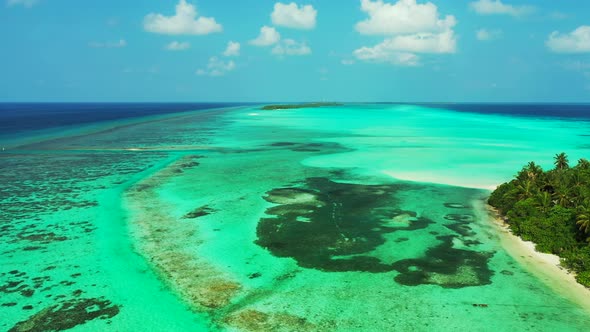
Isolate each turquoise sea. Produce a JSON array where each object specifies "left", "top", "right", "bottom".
[{"left": 2, "top": 103, "right": 590, "bottom": 331}]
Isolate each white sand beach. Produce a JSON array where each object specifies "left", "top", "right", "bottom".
[
  {"left": 382, "top": 170, "right": 498, "bottom": 191},
  {"left": 482, "top": 202, "right": 590, "bottom": 313}
]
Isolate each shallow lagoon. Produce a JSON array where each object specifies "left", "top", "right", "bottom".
[{"left": 1, "top": 104, "right": 590, "bottom": 331}]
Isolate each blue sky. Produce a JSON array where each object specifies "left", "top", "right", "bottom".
[{"left": 1, "top": 0, "right": 589, "bottom": 102}]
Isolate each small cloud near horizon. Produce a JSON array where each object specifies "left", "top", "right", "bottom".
[
  {"left": 546, "top": 26, "right": 590, "bottom": 53},
  {"left": 6, "top": 0, "right": 38, "bottom": 8},
  {"left": 476, "top": 28, "right": 503, "bottom": 41},
  {"left": 469, "top": 0, "right": 535, "bottom": 17},
  {"left": 165, "top": 41, "right": 190, "bottom": 51},
  {"left": 89, "top": 39, "right": 127, "bottom": 48},
  {"left": 197, "top": 57, "right": 236, "bottom": 77}
]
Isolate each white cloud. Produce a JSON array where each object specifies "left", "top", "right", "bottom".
[
  {"left": 250, "top": 26, "right": 281, "bottom": 46},
  {"left": 546, "top": 26, "right": 590, "bottom": 53},
  {"left": 469, "top": 0, "right": 534, "bottom": 17},
  {"left": 353, "top": 30, "right": 454, "bottom": 66},
  {"left": 144, "top": 0, "right": 222, "bottom": 35},
  {"left": 197, "top": 42, "right": 239, "bottom": 77},
  {"left": 89, "top": 39, "right": 127, "bottom": 48},
  {"left": 476, "top": 28, "right": 502, "bottom": 41},
  {"left": 223, "top": 41, "right": 241, "bottom": 56},
  {"left": 341, "top": 59, "right": 355, "bottom": 65},
  {"left": 354, "top": 47, "right": 420, "bottom": 66},
  {"left": 355, "top": 0, "right": 456, "bottom": 36},
  {"left": 353, "top": 0, "right": 457, "bottom": 66},
  {"left": 165, "top": 41, "right": 190, "bottom": 51},
  {"left": 6, "top": 0, "right": 38, "bottom": 8},
  {"left": 381, "top": 30, "right": 456, "bottom": 53},
  {"left": 272, "top": 39, "right": 311, "bottom": 56},
  {"left": 196, "top": 57, "right": 235, "bottom": 77},
  {"left": 549, "top": 11, "right": 568, "bottom": 20},
  {"left": 271, "top": 2, "right": 317, "bottom": 30}
]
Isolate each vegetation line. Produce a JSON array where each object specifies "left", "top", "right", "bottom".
[
  {"left": 260, "top": 102, "right": 343, "bottom": 110},
  {"left": 488, "top": 153, "right": 590, "bottom": 287}
]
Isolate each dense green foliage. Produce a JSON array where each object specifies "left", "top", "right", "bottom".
[
  {"left": 261, "top": 102, "right": 342, "bottom": 110},
  {"left": 488, "top": 153, "right": 590, "bottom": 287}
]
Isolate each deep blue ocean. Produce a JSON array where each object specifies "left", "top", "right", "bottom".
[
  {"left": 0, "top": 103, "right": 248, "bottom": 136},
  {"left": 1, "top": 103, "right": 590, "bottom": 138},
  {"left": 408, "top": 103, "right": 590, "bottom": 120}
]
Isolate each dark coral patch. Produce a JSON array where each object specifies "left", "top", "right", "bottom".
[
  {"left": 16, "top": 231, "right": 67, "bottom": 244},
  {"left": 183, "top": 205, "right": 216, "bottom": 219},
  {"left": 23, "top": 246, "right": 44, "bottom": 251},
  {"left": 178, "top": 155, "right": 203, "bottom": 169},
  {"left": 443, "top": 214, "right": 476, "bottom": 237},
  {"left": 392, "top": 235, "right": 494, "bottom": 288},
  {"left": 0, "top": 280, "right": 25, "bottom": 293},
  {"left": 9, "top": 297, "right": 120, "bottom": 332},
  {"left": 248, "top": 272, "right": 262, "bottom": 279},
  {"left": 256, "top": 177, "right": 431, "bottom": 272},
  {"left": 266, "top": 141, "right": 351, "bottom": 154},
  {"left": 443, "top": 214, "right": 474, "bottom": 222},
  {"left": 269, "top": 142, "right": 297, "bottom": 147},
  {"left": 463, "top": 240, "right": 482, "bottom": 246},
  {"left": 444, "top": 224, "right": 475, "bottom": 237}
]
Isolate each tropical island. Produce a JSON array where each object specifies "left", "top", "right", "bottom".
[
  {"left": 260, "top": 102, "right": 343, "bottom": 110},
  {"left": 488, "top": 153, "right": 590, "bottom": 287}
]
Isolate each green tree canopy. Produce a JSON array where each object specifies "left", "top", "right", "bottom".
[{"left": 489, "top": 154, "right": 590, "bottom": 287}]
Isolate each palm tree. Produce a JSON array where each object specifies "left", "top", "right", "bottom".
[
  {"left": 570, "top": 171, "right": 584, "bottom": 187},
  {"left": 576, "top": 202, "right": 590, "bottom": 236},
  {"left": 554, "top": 152, "right": 569, "bottom": 170},
  {"left": 527, "top": 161, "right": 543, "bottom": 174},
  {"left": 568, "top": 172, "right": 585, "bottom": 204},
  {"left": 577, "top": 158, "right": 590, "bottom": 170},
  {"left": 535, "top": 191, "right": 552, "bottom": 213},
  {"left": 515, "top": 179, "right": 537, "bottom": 200},
  {"left": 552, "top": 183, "right": 572, "bottom": 207},
  {"left": 516, "top": 161, "right": 543, "bottom": 182}
]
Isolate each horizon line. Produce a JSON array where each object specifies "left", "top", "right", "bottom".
[{"left": 2, "top": 101, "right": 590, "bottom": 105}]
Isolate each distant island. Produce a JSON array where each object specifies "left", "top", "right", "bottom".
[
  {"left": 489, "top": 153, "right": 590, "bottom": 287},
  {"left": 260, "top": 102, "right": 343, "bottom": 110}
]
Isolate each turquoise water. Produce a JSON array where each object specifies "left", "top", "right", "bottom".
[{"left": 1, "top": 104, "right": 590, "bottom": 331}]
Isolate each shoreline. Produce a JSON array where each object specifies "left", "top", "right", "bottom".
[
  {"left": 480, "top": 201, "right": 590, "bottom": 313},
  {"left": 382, "top": 170, "right": 590, "bottom": 312},
  {"left": 382, "top": 170, "right": 497, "bottom": 190}
]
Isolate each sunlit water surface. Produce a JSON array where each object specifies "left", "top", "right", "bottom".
[{"left": 1, "top": 103, "right": 590, "bottom": 331}]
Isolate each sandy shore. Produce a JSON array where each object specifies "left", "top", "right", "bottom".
[
  {"left": 382, "top": 170, "right": 497, "bottom": 190},
  {"left": 382, "top": 170, "right": 590, "bottom": 311},
  {"left": 478, "top": 201, "right": 590, "bottom": 313}
]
